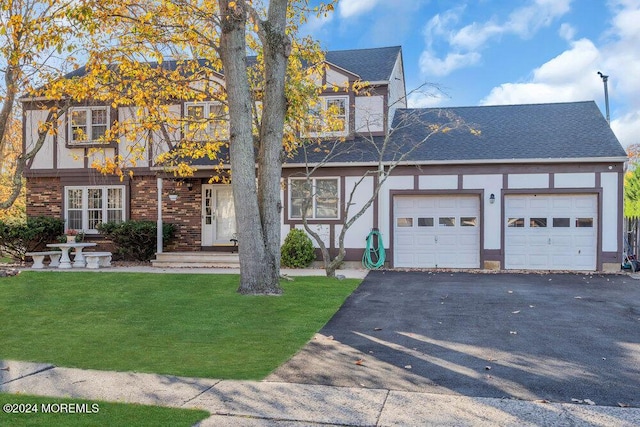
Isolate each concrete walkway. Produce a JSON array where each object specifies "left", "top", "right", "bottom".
[
  {"left": 19, "top": 264, "right": 371, "bottom": 279},
  {"left": 1, "top": 360, "right": 639, "bottom": 426}
]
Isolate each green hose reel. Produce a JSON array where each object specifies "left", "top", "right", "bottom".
[{"left": 362, "top": 229, "right": 385, "bottom": 269}]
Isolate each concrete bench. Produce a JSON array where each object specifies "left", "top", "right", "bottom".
[
  {"left": 84, "top": 252, "right": 112, "bottom": 269},
  {"left": 25, "top": 251, "right": 62, "bottom": 269}
]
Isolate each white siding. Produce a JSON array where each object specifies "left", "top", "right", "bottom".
[
  {"left": 326, "top": 68, "right": 349, "bottom": 88},
  {"left": 296, "top": 224, "right": 330, "bottom": 248},
  {"left": 463, "top": 174, "right": 502, "bottom": 250},
  {"left": 25, "top": 110, "right": 54, "bottom": 170},
  {"left": 387, "top": 52, "right": 406, "bottom": 126},
  {"left": 119, "top": 106, "right": 150, "bottom": 167},
  {"left": 378, "top": 175, "right": 414, "bottom": 248},
  {"left": 150, "top": 104, "right": 181, "bottom": 163},
  {"left": 601, "top": 172, "right": 619, "bottom": 252},
  {"left": 508, "top": 173, "right": 549, "bottom": 189},
  {"left": 56, "top": 113, "right": 84, "bottom": 169},
  {"left": 336, "top": 176, "right": 374, "bottom": 248},
  {"left": 87, "top": 147, "right": 116, "bottom": 169},
  {"left": 419, "top": 175, "right": 457, "bottom": 190},
  {"left": 355, "top": 96, "right": 384, "bottom": 133},
  {"left": 554, "top": 173, "right": 595, "bottom": 188}
]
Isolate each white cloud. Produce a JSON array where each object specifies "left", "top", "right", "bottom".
[
  {"left": 558, "top": 22, "right": 576, "bottom": 41},
  {"left": 407, "top": 89, "right": 449, "bottom": 108},
  {"left": 480, "top": 1, "right": 640, "bottom": 148},
  {"left": 338, "top": 0, "right": 382, "bottom": 19},
  {"left": 612, "top": 111, "right": 640, "bottom": 148},
  {"left": 480, "top": 38, "right": 601, "bottom": 105},
  {"left": 420, "top": 0, "right": 572, "bottom": 76},
  {"left": 419, "top": 50, "right": 481, "bottom": 77}
]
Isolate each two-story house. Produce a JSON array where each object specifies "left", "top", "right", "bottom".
[{"left": 22, "top": 45, "right": 627, "bottom": 271}]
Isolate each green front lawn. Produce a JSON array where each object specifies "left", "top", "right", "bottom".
[
  {"left": 0, "top": 393, "right": 209, "bottom": 426},
  {"left": 0, "top": 272, "right": 359, "bottom": 379}
]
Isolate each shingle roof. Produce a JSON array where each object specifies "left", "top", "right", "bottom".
[
  {"left": 325, "top": 46, "right": 401, "bottom": 82},
  {"left": 285, "top": 101, "right": 627, "bottom": 165},
  {"left": 62, "top": 47, "right": 401, "bottom": 83},
  {"left": 387, "top": 101, "right": 626, "bottom": 162}
]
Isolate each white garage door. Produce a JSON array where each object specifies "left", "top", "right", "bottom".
[
  {"left": 394, "top": 195, "right": 480, "bottom": 268},
  {"left": 505, "top": 194, "right": 597, "bottom": 270}
]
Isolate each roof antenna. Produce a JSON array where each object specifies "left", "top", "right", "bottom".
[{"left": 597, "top": 71, "right": 610, "bottom": 124}]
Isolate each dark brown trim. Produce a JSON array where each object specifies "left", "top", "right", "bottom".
[
  {"left": 413, "top": 175, "right": 419, "bottom": 190},
  {"left": 549, "top": 173, "right": 555, "bottom": 189},
  {"left": 457, "top": 174, "right": 463, "bottom": 190},
  {"left": 483, "top": 249, "right": 501, "bottom": 261},
  {"left": 388, "top": 189, "right": 483, "bottom": 268}
]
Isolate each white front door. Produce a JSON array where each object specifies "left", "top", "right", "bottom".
[
  {"left": 393, "top": 195, "right": 481, "bottom": 268},
  {"left": 504, "top": 194, "right": 597, "bottom": 270},
  {"left": 202, "top": 185, "right": 236, "bottom": 246}
]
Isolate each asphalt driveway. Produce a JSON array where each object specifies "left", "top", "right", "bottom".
[{"left": 267, "top": 271, "right": 640, "bottom": 408}]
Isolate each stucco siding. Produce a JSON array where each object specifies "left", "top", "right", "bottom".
[
  {"left": 554, "top": 173, "right": 595, "bottom": 188},
  {"left": 601, "top": 172, "right": 619, "bottom": 252},
  {"left": 508, "top": 173, "right": 549, "bottom": 189},
  {"left": 463, "top": 174, "right": 502, "bottom": 250},
  {"left": 419, "top": 175, "right": 457, "bottom": 190},
  {"left": 355, "top": 96, "right": 384, "bottom": 133}
]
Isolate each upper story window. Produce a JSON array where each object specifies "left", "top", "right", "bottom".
[
  {"left": 69, "top": 107, "right": 109, "bottom": 144},
  {"left": 304, "top": 96, "right": 349, "bottom": 138},
  {"left": 289, "top": 177, "right": 340, "bottom": 220},
  {"left": 184, "top": 102, "right": 229, "bottom": 141}
]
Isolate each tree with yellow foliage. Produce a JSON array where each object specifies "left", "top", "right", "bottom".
[
  {"left": 63, "top": 0, "right": 334, "bottom": 294},
  {"left": 0, "top": 0, "right": 76, "bottom": 212}
]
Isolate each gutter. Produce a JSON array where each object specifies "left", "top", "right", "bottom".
[{"left": 150, "top": 156, "right": 628, "bottom": 172}]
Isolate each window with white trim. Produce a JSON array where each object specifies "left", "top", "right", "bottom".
[
  {"left": 303, "top": 96, "right": 349, "bottom": 137},
  {"left": 65, "top": 186, "right": 125, "bottom": 233},
  {"left": 184, "top": 102, "right": 229, "bottom": 140},
  {"left": 69, "top": 107, "right": 109, "bottom": 144},
  {"left": 289, "top": 178, "right": 339, "bottom": 219}
]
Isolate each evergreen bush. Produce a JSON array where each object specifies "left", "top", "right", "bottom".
[
  {"left": 0, "top": 216, "right": 65, "bottom": 261},
  {"left": 98, "top": 220, "right": 176, "bottom": 261},
  {"left": 281, "top": 228, "right": 316, "bottom": 268}
]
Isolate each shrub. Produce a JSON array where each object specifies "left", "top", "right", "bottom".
[
  {"left": 281, "top": 228, "right": 316, "bottom": 268},
  {"left": 98, "top": 220, "right": 177, "bottom": 261},
  {"left": 0, "top": 216, "right": 65, "bottom": 261}
]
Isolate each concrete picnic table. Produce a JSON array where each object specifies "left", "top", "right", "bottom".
[{"left": 45, "top": 242, "right": 97, "bottom": 269}]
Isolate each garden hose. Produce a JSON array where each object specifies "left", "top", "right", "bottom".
[{"left": 362, "top": 229, "right": 385, "bottom": 269}]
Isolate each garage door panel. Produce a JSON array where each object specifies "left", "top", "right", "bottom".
[
  {"left": 530, "top": 198, "right": 550, "bottom": 209},
  {"left": 505, "top": 194, "right": 597, "bottom": 271},
  {"left": 394, "top": 195, "right": 480, "bottom": 269}
]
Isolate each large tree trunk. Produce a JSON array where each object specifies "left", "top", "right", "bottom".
[
  {"left": 218, "top": 0, "right": 281, "bottom": 294},
  {"left": 257, "top": 0, "right": 290, "bottom": 288}
]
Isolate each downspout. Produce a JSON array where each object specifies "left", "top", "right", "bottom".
[{"left": 157, "top": 177, "right": 163, "bottom": 254}]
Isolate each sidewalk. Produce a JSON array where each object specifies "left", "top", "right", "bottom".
[
  {"left": 16, "top": 264, "right": 371, "bottom": 279},
  {"left": 2, "top": 361, "right": 639, "bottom": 426}
]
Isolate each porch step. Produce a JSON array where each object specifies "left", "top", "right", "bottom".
[{"left": 151, "top": 252, "right": 240, "bottom": 268}]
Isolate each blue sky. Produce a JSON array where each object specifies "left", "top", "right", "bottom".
[{"left": 303, "top": 0, "right": 640, "bottom": 149}]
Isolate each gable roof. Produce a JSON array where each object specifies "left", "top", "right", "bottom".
[
  {"left": 284, "top": 101, "right": 627, "bottom": 166},
  {"left": 324, "top": 46, "right": 401, "bottom": 82},
  {"left": 60, "top": 46, "right": 402, "bottom": 84}
]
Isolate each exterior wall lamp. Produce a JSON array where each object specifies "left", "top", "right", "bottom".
[
  {"left": 168, "top": 193, "right": 178, "bottom": 201},
  {"left": 489, "top": 193, "right": 495, "bottom": 204},
  {"left": 186, "top": 182, "right": 193, "bottom": 191}
]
